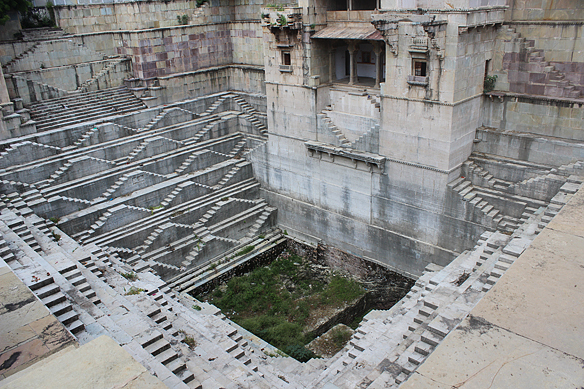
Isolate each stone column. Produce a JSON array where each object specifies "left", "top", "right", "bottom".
[
  {"left": 347, "top": 41, "right": 357, "bottom": 85},
  {"left": 372, "top": 42, "right": 383, "bottom": 88},
  {"left": 0, "top": 66, "right": 9, "bottom": 105},
  {"left": 329, "top": 47, "right": 336, "bottom": 83}
]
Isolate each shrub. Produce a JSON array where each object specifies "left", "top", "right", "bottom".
[
  {"left": 177, "top": 14, "right": 189, "bottom": 25},
  {"left": 277, "top": 14, "right": 287, "bottom": 26},
  {"left": 49, "top": 216, "right": 60, "bottom": 224},
  {"left": 484, "top": 74, "right": 498, "bottom": 93},
  {"left": 285, "top": 344, "right": 317, "bottom": 363}
]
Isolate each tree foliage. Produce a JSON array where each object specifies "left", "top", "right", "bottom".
[{"left": 1, "top": 0, "right": 31, "bottom": 25}]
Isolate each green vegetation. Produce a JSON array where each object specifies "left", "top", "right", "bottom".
[
  {"left": 330, "top": 326, "right": 352, "bottom": 349},
  {"left": 192, "top": 304, "right": 202, "bottom": 311},
  {"left": 120, "top": 272, "right": 138, "bottom": 281},
  {"left": 484, "top": 74, "right": 498, "bottom": 93},
  {"left": 177, "top": 14, "right": 189, "bottom": 25},
  {"left": 51, "top": 231, "right": 61, "bottom": 242},
  {"left": 195, "top": 0, "right": 206, "bottom": 7},
  {"left": 21, "top": 5, "right": 54, "bottom": 28},
  {"left": 49, "top": 216, "right": 60, "bottom": 224},
  {"left": 183, "top": 335, "right": 197, "bottom": 349},
  {"left": 202, "top": 253, "right": 365, "bottom": 362},
  {"left": 235, "top": 245, "right": 255, "bottom": 256},
  {"left": 277, "top": 14, "right": 287, "bottom": 26},
  {"left": 266, "top": 4, "right": 285, "bottom": 11},
  {"left": 1, "top": 0, "right": 30, "bottom": 25},
  {"left": 149, "top": 204, "right": 164, "bottom": 214},
  {"left": 125, "top": 286, "right": 145, "bottom": 295}
]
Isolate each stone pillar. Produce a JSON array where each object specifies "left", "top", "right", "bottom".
[
  {"left": 0, "top": 66, "right": 9, "bottom": 104},
  {"left": 347, "top": 41, "right": 357, "bottom": 85},
  {"left": 372, "top": 42, "right": 383, "bottom": 88},
  {"left": 329, "top": 47, "right": 336, "bottom": 83}
]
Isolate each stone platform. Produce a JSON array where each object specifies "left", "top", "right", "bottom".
[
  {"left": 1, "top": 335, "right": 166, "bottom": 389},
  {"left": 0, "top": 261, "right": 75, "bottom": 379}
]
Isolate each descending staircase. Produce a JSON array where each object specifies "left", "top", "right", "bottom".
[
  {"left": 500, "top": 27, "right": 582, "bottom": 99},
  {"left": 28, "top": 86, "right": 146, "bottom": 132}
]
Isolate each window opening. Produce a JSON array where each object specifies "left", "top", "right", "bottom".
[
  {"left": 282, "top": 51, "right": 291, "bottom": 66},
  {"left": 413, "top": 60, "right": 427, "bottom": 77}
]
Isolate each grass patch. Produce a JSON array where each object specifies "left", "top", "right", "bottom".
[
  {"left": 200, "top": 253, "right": 365, "bottom": 362},
  {"left": 330, "top": 326, "right": 352, "bottom": 349},
  {"left": 235, "top": 245, "right": 255, "bottom": 257},
  {"left": 120, "top": 272, "right": 138, "bottom": 281},
  {"left": 183, "top": 335, "right": 197, "bottom": 349},
  {"left": 51, "top": 231, "right": 61, "bottom": 242},
  {"left": 125, "top": 286, "right": 145, "bottom": 295}
]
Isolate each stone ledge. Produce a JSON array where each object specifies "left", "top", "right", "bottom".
[
  {"left": 486, "top": 91, "right": 584, "bottom": 106},
  {"left": 305, "top": 140, "right": 385, "bottom": 172}
]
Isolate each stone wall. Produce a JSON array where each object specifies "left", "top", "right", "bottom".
[
  {"left": 491, "top": 24, "right": 584, "bottom": 98},
  {"left": 6, "top": 59, "right": 132, "bottom": 100},
  {"left": 474, "top": 127, "right": 584, "bottom": 167},
  {"left": 147, "top": 65, "right": 265, "bottom": 105},
  {"left": 54, "top": 0, "right": 229, "bottom": 33},
  {"left": 509, "top": 23, "right": 584, "bottom": 63},
  {"left": 481, "top": 94, "right": 584, "bottom": 141},
  {"left": 506, "top": 0, "right": 584, "bottom": 21},
  {"left": 4, "top": 40, "right": 105, "bottom": 73}
]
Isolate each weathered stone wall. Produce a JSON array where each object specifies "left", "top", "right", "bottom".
[
  {"left": 6, "top": 59, "right": 132, "bottom": 101},
  {"left": 481, "top": 95, "right": 584, "bottom": 141},
  {"left": 509, "top": 23, "right": 584, "bottom": 63},
  {"left": 506, "top": 0, "right": 584, "bottom": 22},
  {"left": 4, "top": 40, "right": 105, "bottom": 73},
  {"left": 251, "top": 129, "right": 485, "bottom": 277},
  {"left": 115, "top": 25, "right": 234, "bottom": 79},
  {"left": 473, "top": 127, "right": 584, "bottom": 167},
  {"left": 491, "top": 24, "right": 584, "bottom": 98},
  {"left": 1, "top": 20, "right": 265, "bottom": 83},
  {"left": 54, "top": 0, "right": 229, "bottom": 33},
  {"left": 148, "top": 65, "right": 265, "bottom": 105}
]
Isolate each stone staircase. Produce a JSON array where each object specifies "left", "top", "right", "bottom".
[
  {"left": 77, "top": 58, "right": 127, "bottom": 92},
  {"left": 1, "top": 42, "right": 41, "bottom": 72},
  {"left": 500, "top": 27, "right": 581, "bottom": 99},
  {"left": 322, "top": 112, "right": 351, "bottom": 148},
  {"left": 367, "top": 94, "right": 381, "bottom": 111},
  {"left": 21, "top": 27, "right": 68, "bottom": 41},
  {"left": 0, "top": 204, "right": 300, "bottom": 387},
  {"left": 28, "top": 86, "right": 146, "bottom": 132}
]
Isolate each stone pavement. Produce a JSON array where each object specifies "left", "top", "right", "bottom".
[
  {"left": 400, "top": 185, "right": 584, "bottom": 388},
  {"left": 0, "top": 335, "right": 166, "bottom": 389},
  {"left": 0, "top": 261, "right": 75, "bottom": 379}
]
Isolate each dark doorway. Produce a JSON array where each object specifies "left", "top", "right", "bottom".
[{"left": 345, "top": 50, "right": 350, "bottom": 76}]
